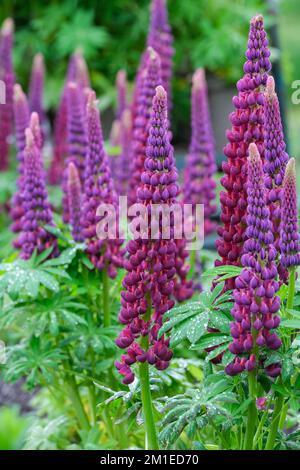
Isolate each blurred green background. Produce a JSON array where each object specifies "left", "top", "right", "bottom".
[{"left": 0, "top": 0, "right": 299, "bottom": 154}]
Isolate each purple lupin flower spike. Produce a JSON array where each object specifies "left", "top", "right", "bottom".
[
  {"left": 48, "top": 51, "right": 89, "bottom": 185},
  {"left": 264, "top": 76, "right": 289, "bottom": 258},
  {"left": 128, "top": 47, "right": 161, "bottom": 207},
  {"left": 280, "top": 158, "right": 300, "bottom": 269},
  {"left": 108, "top": 118, "right": 121, "bottom": 178},
  {"left": 0, "top": 18, "right": 15, "bottom": 171},
  {"left": 29, "top": 112, "right": 43, "bottom": 151},
  {"left": 147, "top": 0, "right": 174, "bottom": 111},
  {"left": 67, "top": 162, "right": 83, "bottom": 242},
  {"left": 81, "top": 90, "right": 124, "bottom": 279},
  {"left": 10, "top": 84, "right": 30, "bottom": 237},
  {"left": 28, "top": 53, "right": 45, "bottom": 128},
  {"left": 115, "top": 109, "right": 132, "bottom": 195},
  {"left": 225, "top": 143, "right": 281, "bottom": 378},
  {"left": 183, "top": 68, "right": 217, "bottom": 237},
  {"left": 116, "top": 85, "right": 191, "bottom": 385},
  {"left": 17, "top": 127, "right": 58, "bottom": 260},
  {"left": 215, "top": 15, "right": 271, "bottom": 291},
  {"left": 116, "top": 70, "right": 127, "bottom": 119},
  {"left": 62, "top": 81, "right": 88, "bottom": 223}
]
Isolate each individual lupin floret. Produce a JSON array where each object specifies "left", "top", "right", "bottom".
[
  {"left": 280, "top": 158, "right": 300, "bottom": 268},
  {"left": 0, "top": 18, "right": 15, "bottom": 171},
  {"left": 225, "top": 143, "right": 281, "bottom": 378},
  {"left": 67, "top": 162, "right": 83, "bottom": 242},
  {"left": 215, "top": 15, "right": 271, "bottom": 290},
  {"left": 81, "top": 90, "right": 124, "bottom": 278},
  {"left": 17, "top": 128, "right": 58, "bottom": 260},
  {"left": 116, "top": 86, "right": 190, "bottom": 385},
  {"left": 62, "top": 81, "right": 88, "bottom": 222},
  {"left": 183, "top": 68, "right": 217, "bottom": 236}
]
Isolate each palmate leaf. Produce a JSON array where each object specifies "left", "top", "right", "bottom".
[{"left": 159, "top": 282, "right": 232, "bottom": 349}]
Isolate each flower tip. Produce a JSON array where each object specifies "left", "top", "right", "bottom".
[
  {"left": 33, "top": 53, "right": 44, "bottom": 69},
  {"left": 192, "top": 68, "right": 206, "bottom": 90},
  {"left": 1, "top": 18, "right": 14, "bottom": 35},
  {"left": 284, "top": 158, "right": 296, "bottom": 182},
  {"left": 147, "top": 46, "right": 158, "bottom": 61},
  {"left": 121, "top": 109, "right": 131, "bottom": 129},
  {"left": 266, "top": 76, "right": 275, "bottom": 98},
  {"left": 67, "top": 161, "right": 79, "bottom": 184},
  {"left": 251, "top": 14, "right": 264, "bottom": 25},
  {"left": 248, "top": 142, "right": 260, "bottom": 161},
  {"left": 30, "top": 111, "right": 40, "bottom": 129},
  {"left": 116, "top": 69, "right": 126, "bottom": 85},
  {"left": 86, "top": 89, "right": 98, "bottom": 111},
  {"left": 155, "top": 85, "right": 167, "bottom": 100},
  {"left": 67, "top": 81, "right": 77, "bottom": 91},
  {"left": 13, "top": 84, "right": 25, "bottom": 102},
  {"left": 25, "top": 128, "right": 34, "bottom": 149}
]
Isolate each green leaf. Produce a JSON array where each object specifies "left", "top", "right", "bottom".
[
  {"left": 190, "top": 333, "right": 230, "bottom": 350},
  {"left": 281, "top": 319, "right": 300, "bottom": 329},
  {"left": 186, "top": 310, "right": 210, "bottom": 344}
]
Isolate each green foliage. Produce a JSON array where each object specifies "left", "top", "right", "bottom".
[{"left": 0, "top": 406, "right": 30, "bottom": 450}]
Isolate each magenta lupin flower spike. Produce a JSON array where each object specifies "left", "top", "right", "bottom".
[
  {"left": 225, "top": 144, "right": 281, "bottom": 378},
  {"left": 116, "top": 86, "right": 192, "bottom": 385},
  {"left": 264, "top": 77, "right": 289, "bottom": 262},
  {"left": 81, "top": 90, "right": 124, "bottom": 279},
  {"left": 28, "top": 53, "right": 45, "bottom": 128},
  {"left": 280, "top": 159, "right": 300, "bottom": 269},
  {"left": 128, "top": 47, "right": 161, "bottom": 207},
  {"left": 183, "top": 68, "right": 217, "bottom": 237},
  {"left": 0, "top": 18, "right": 15, "bottom": 171},
  {"left": 115, "top": 109, "right": 132, "bottom": 195},
  {"left": 10, "top": 84, "right": 30, "bottom": 236},
  {"left": 29, "top": 112, "right": 43, "bottom": 151},
  {"left": 62, "top": 82, "right": 88, "bottom": 223},
  {"left": 116, "top": 70, "right": 128, "bottom": 119},
  {"left": 17, "top": 128, "right": 58, "bottom": 260},
  {"left": 147, "top": 0, "right": 174, "bottom": 111},
  {"left": 67, "top": 162, "right": 83, "bottom": 242},
  {"left": 48, "top": 52, "right": 89, "bottom": 185},
  {"left": 215, "top": 15, "right": 271, "bottom": 291}
]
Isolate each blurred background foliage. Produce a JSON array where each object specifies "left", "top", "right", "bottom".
[{"left": 0, "top": 0, "right": 299, "bottom": 152}]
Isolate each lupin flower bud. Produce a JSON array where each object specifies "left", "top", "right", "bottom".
[
  {"left": 116, "top": 70, "right": 127, "bottom": 119},
  {"left": 62, "top": 82, "right": 88, "bottom": 223},
  {"left": 67, "top": 162, "right": 83, "bottom": 242},
  {"left": 28, "top": 53, "right": 45, "bottom": 127},
  {"left": 128, "top": 47, "right": 161, "bottom": 206},
  {"left": 183, "top": 68, "right": 217, "bottom": 236},
  {"left": 10, "top": 84, "right": 30, "bottom": 236},
  {"left": 280, "top": 158, "right": 300, "bottom": 268},
  {"left": 48, "top": 51, "right": 89, "bottom": 185},
  {"left": 216, "top": 16, "right": 271, "bottom": 290},
  {"left": 116, "top": 86, "right": 191, "bottom": 385},
  {"left": 81, "top": 90, "right": 124, "bottom": 279},
  {"left": 17, "top": 128, "right": 58, "bottom": 260},
  {"left": 147, "top": 0, "right": 174, "bottom": 110},
  {"left": 225, "top": 144, "right": 281, "bottom": 378},
  {"left": 0, "top": 18, "right": 15, "bottom": 171},
  {"left": 29, "top": 112, "right": 43, "bottom": 150}
]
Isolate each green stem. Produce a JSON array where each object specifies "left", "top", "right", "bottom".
[
  {"left": 287, "top": 267, "right": 296, "bottom": 310},
  {"left": 139, "top": 299, "right": 159, "bottom": 450},
  {"left": 265, "top": 394, "right": 284, "bottom": 450},
  {"left": 65, "top": 373, "right": 90, "bottom": 431},
  {"left": 102, "top": 268, "right": 110, "bottom": 327},
  {"left": 243, "top": 370, "right": 257, "bottom": 450}
]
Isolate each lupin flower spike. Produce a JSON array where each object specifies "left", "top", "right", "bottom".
[
  {"left": 116, "top": 70, "right": 128, "bottom": 119},
  {"left": 17, "top": 127, "right": 58, "bottom": 260},
  {"left": 128, "top": 47, "right": 162, "bottom": 206},
  {"left": 62, "top": 81, "right": 88, "bottom": 222},
  {"left": 0, "top": 18, "right": 15, "bottom": 171},
  {"left": 116, "top": 85, "right": 191, "bottom": 385},
  {"left": 225, "top": 143, "right": 281, "bottom": 378},
  {"left": 264, "top": 76, "right": 289, "bottom": 263},
  {"left": 215, "top": 15, "right": 271, "bottom": 290},
  {"left": 280, "top": 158, "right": 300, "bottom": 268},
  {"left": 28, "top": 53, "right": 45, "bottom": 127},
  {"left": 183, "top": 68, "right": 217, "bottom": 237},
  {"left": 81, "top": 90, "right": 124, "bottom": 279},
  {"left": 10, "top": 84, "right": 30, "bottom": 236},
  {"left": 147, "top": 0, "right": 174, "bottom": 111},
  {"left": 115, "top": 109, "right": 132, "bottom": 195},
  {"left": 67, "top": 162, "right": 83, "bottom": 242}
]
